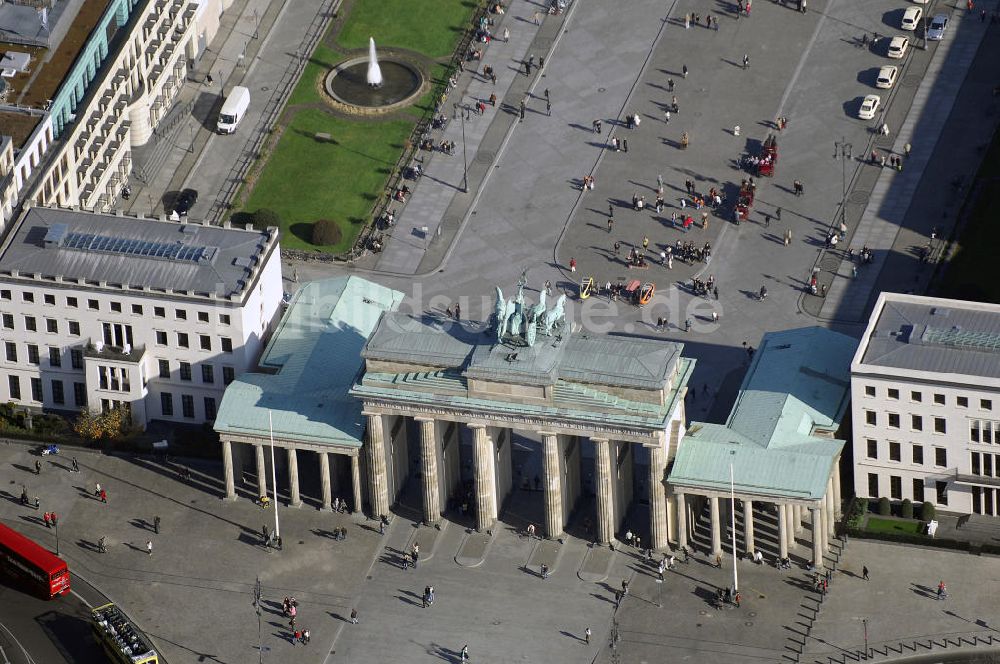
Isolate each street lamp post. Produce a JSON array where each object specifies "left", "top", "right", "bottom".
[
  {"left": 729, "top": 452, "right": 739, "bottom": 595},
  {"left": 268, "top": 411, "right": 280, "bottom": 543},
  {"left": 54, "top": 520, "right": 59, "bottom": 556},
  {"left": 253, "top": 576, "right": 268, "bottom": 663},
  {"left": 862, "top": 617, "right": 869, "bottom": 660},
  {"left": 834, "top": 137, "right": 852, "bottom": 226},
  {"left": 252, "top": 9, "right": 259, "bottom": 39},
  {"left": 461, "top": 111, "right": 468, "bottom": 193}
]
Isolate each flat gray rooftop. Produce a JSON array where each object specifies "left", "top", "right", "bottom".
[
  {"left": 0, "top": 207, "right": 276, "bottom": 298},
  {"left": 861, "top": 296, "right": 1000, "bottom": 379}
]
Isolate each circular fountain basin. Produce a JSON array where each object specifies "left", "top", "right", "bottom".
[{"left": 324, "top": 57, "right": 425, "bottom": 115}]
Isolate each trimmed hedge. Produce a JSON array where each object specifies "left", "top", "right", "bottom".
[
  {"left": 878, "top": 496, "right": 891, "bottom": 516},
  {"left": 901, "top": 498, "right": 914, "bottom": 519},
  {"left": 847, "top": 526, "right": 970, "bottom": 551},
  {"left": 922, "top": 501, "right": 936, "bottom": 520}
]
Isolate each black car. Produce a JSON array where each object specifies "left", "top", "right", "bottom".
[{"left": 173, "top": 188, "right": 198, "bottom": 215}]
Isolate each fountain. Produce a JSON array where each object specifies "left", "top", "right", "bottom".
[
  {"left": 366, "top": 37, "right": 383, "bottom": 88},
  {"left": 323, "top": 42, "right": 425, "bottom": 115}
]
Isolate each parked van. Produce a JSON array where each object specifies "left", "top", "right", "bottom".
[{"left": 217, "top": 86, "right": 250, "bottom": 134}]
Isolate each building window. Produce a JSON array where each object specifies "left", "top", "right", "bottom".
[
  {"left": 957, "top": 396, "right": 968, "bottom": 408},
  {"left": 219, "top": 314, "right": 230, "bottom": 325},
  {"left": 200, "top": 335, "right": 211, "bottom": 351},
  {"left": 27, "top": 344, "right": 39, "bottom": 365},
  {"left": 220, "top": 337, "right": 233, "bottom": 353},
  {"left": 982, "top": 399, "right": 993, "bottom": 411},
  {"left": 0, "top": 290, "right": 10, "bottom": 300},
  {"left": 933, "top": 393, "right": 945, "bottom": 405},
  {"left": 45, "top": 318, "right": 57, "bottom": 333},
  {"left": 911, "top": 415, "right": 922, "bottom": 431},
  {"left": 73, "top": 382, "right": 86, "bottom": 407},
  {"left": 934, "top": 448, "right": 947, "bottom": 467},
  {"left": 175, "top": 309, "right": 187, "bottom": 321},
  {"left": 204, "top": 397, "right": 216, "bottom": 421},
  {"left": 43, "top": 294, "right": 55, "bottom": 305},
  {"left": 201, "top": 364, "right": 214, "bottom": 384},
  {"left": 887, "top": 388, "right": 899, "bottom": 400},
  {"left": 51, "top": 380, "right": 64, "bottom": 405},
  {"left": 866, "top": 411, "right": 878, "bottom": 426},
  {"left": 131, "top": 304, "right": 143, "bottom": 315},
  {"left": 155, "top": 331, "right": 167, "bottom": 346},
  {"left": 866, "top": 439, "right": 877, "bottom": 459},
  {"left": 68, "top": 321, "right": 80, "bottom": 336},
  {"left": 889, "top": 442, "right": 900, "bottom": 462},
  {"left": 864, "top": 385, "right": 875, "bottom": 397},
  {"left": 985, "top": 454, "right": 994, "bottom": 477},
  {"left": 30, "top": 378, "right": 42, "bottom": 402},
  {"left": 913, "top": 479, "right": 925, "bottom": 502},
  {"left": 24, "top": 316, "right": 36, "bottom": 332},
  {"left": 972, "top": 452, "right": 981, "bottom": 475},
  {"left": 890, "top": 475, "right": 902, "bottom": 499},
  {"left": 1, "top": 314, "right": 12, "bottom": 330},
  {"left": 88, "top": 299, "right": 99, "bottom": 310},
  {"left": 985, "top": 422, "right": 994, "bottom": 444},
  {"left": 70, "top": 349, "right": 83, "bottom": 369},
  {"left": 154, "top": 306, "right": 165, "bottom": 318},
  {"left": 110, "top": 302, "right": 122, "bottom": 313},
  {"left": 4, "top": 342, "right": 16, "bottom": 362},
  {"left": 66, "top": 297, "right": 78, "bottom": 308},
  {"left": 868, "top": 473, "right": 878, "bottom": 497},
  {"left": 887, "top": 413, "right": 900, "bottom": 429},
  {"left": 8, "top": 376, "right": 19, "bottom": 400},
  {"left": 158, "top": 360, "right": 170, "bottom": 378},
  {"left": 935, "top": 481, "right": 948, "bottom": 505},
  {"left": 181, "top": 394, "right": 194, "bottom": 418},
  {"left": 161, "top": 392, "right": 173, "bottom": 416},
  {"left": 912, "top": 444, "right": 923, "bottom": 465},
  {"left": 48, "top": 348, "right": 60, "bottom": 367},
  {"left": 197, "top": 311, "right": 209, "bottom": 323},
  {"left": 971, "top": 420, "right": 981, "bottom": 443},
  {"left": 223, "top": 366, "right": 235, "bottom": 385},
  {"left": 911, "top": 391, "right": 922, "bottom": 403},
  {"left": 179, "top": 362, "right": 192, "bottom": 381},
  {"left": 934, "top": 417, "right": 946, "bottom": 434},
  {"left": 22, "top": 292, "right": 34, "bottom": 303},
  {"left": 177, "top": 333, "right": 189, "bottom": 348}
]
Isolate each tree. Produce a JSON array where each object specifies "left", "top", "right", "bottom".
[
  {"left": 73, "top": 407, "right": 130, "bottom": 443},
  {"left": 921, "top": 501, "right": 935, "bottom": 521},
  {"left": 901, "top": 498, "right": 913, "bottom": 519},
  {"left": 311, "top": 219, "right": 342, "bottom": 246},
  {"left": 877, "top": 496, "right": 891, "bottom": 516},
  {"left": 250, "top": 208, "right": 281, "bottom": 231}
]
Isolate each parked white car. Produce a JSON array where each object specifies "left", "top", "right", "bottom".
[
  {"left": 901, "top": 7, "right": 922, "bottom": 30},
  {"left": 927, "top": 14, "right": 948, "bottom": 40},
  {"left": 858, "top": 94, "right": 881, "bottom": 120},
  {"left": 888, "top": 36, "right": 909, "bottom": 59},
  {"left": 876, "top": 65, "right": 898, "bottom": 89}
]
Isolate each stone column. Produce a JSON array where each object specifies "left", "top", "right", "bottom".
[
  {"left": 255, "top": 444, "right": 267, "bottom": 499},
  {"left": 472, "top": 425, "right": 497, "bottom": 532},
  {"left": 819, "top": 502, "right": 829, "bottom": 553},
  {"left": 676, "top": 491, "right": 688, "bottom": 551},
  {"left": 593, "top": 438, "right": 615, "bottom": 544},
  {"left": 541, "top": 433, "right": 563, "bottom": 539},
  {"left": 287, "top": 447, "right": 302, "bottom": 507},
  {"left": 351, "top": 454, "right": 362, "bottom": 513},
  {"left": 417, "top": 418, "right": 441, "bottom": 525},
  {"left": 785, "top": 504, "right": 796, "bottom": 549},
  {"left": 811, "top": 506, "right": 824, "bottom": 569},
  {"left": 319, "top": 451, "right": 332, "bottom": 511},
  {"left": 833, "top": 462, "right": 843, "bottom": 518},
  {"left": 826, "top": 480, "right": 836, "bottom": 537},
  {"left": 221, "top": 439, "right": 236, "bottom": 501},
  {"left": 777, "top": 503, "right": 789, "bottom": 559},
  {"left": 709, "top": 495, "right": 722, "bottom": 555},
  {"left": 743, "top": 499, "right": 755, "bottom": 554},
  {"left": 793, "top": 505, "right": 804, "bottom": 533},
  {"left": 648, "top": 442, "right": 669, "bottom": 551},
  {"left": 366, "top": 413, "right": 389, "bottom": 518}
]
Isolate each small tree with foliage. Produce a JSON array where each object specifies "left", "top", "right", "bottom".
[
  {"left": 250, "top": 208, "right": 281, "bottom": 231},
  {"left": 73, "top": 407, "right": 130, "bottom": 443},
  {"left": 921, "top": 501, "right": 935, "bottom": 521},
  {"left": 311, "top": 219, "right": 342, "bottom": 246}
]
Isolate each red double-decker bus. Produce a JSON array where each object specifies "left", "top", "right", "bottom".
[{"left": 0, "top": 522, "right": 70, "bottom": 598}]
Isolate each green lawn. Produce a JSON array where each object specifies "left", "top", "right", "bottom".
[
  {"left": 335, "top": 0, "right": 478, "bottom": 57},
  {"left": 241, "top": 109, "right": 412, "bottom": 253},
  {"left": 938, "top": 126, "right": 1000, "bottom": 302},
  {"left": 287, "top": 43, "right": 342, "bottom": 108},
  {"left": 865, "top": 517, "right": 925, "bottom": 535}
]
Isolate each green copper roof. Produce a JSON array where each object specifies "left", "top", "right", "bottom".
[
  {"left": 668, "top": 328, "right": 857, "bottom": 500},
  {"left": 214, "top": 276, "right": 404, "bottom": 446}
]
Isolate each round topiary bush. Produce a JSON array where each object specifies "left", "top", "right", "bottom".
[
  {"left": 251, "top": 208, "right": 281, "bottom": 231},
  {"left": 922, "top": 501, "right": 935, "bottom": 520},
  {"left": 311, "top": 219, "right": 342, "bottom": 246},
  {"left": 901, "top": 498, "right": 913, "bottom": 519},
  {"left": 878, "top": 496, "right": 891, "bottom": 516}
]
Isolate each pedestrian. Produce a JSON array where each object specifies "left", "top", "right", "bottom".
[
  {"left": 715, "top": 553, "right": 722, "bottom": 568},
  {"left": 519, "top": 98, "right": 526, "bottom": 121},
  {"left": 154, "top": 515, "right": 161, "bottom": 534},
  {"left": 775, "top": 207, "right": 782, "bottom": 221},
  {"left": 489, "top": 92, "right": 496, "bottom": 107},
  {"left": 71, "top": 458, "right": 80, "bottom": 472},
  {"left": 98, "top": 536, "right": 107, "bottom": 553},
  {"left": 546, "top": 99, "right": 551, "bottom": 116},
  {"left": 301, "top": 628, "right": 310, "bottom": 644},
  {"left": 607, "top": 217, "right": 614, "bottom": 232},
  {"left": 862, "top": 565, "right": 870, "bottom": 581},
  {"left": 664, "top": 110, "right": 671, "bottom": 123},
  {"left": 764, "top": 213, "right": 770, "bottom": 227},
  {"left": 146, "top": 540, "right": 153, "bottom": 556},
  {"left": 585, "top": 627, "right": 591, "bottom": 644},
  {"left": 350, "top": 608, "right": 359, "bottom": 624},
  {"left": 293, "top": 629, "right": 301, "bottom": 645},
  {"left": 44, "top": 512, "right": 51, "bottom": 528},
  {"left": 682, "top": 64, "right": 688, "bottom": 78},
  {"left": 461, "top": 644, "right": 469, "bottom": 661},
  {"left": 667, "top": 78, "right": 674, "bottom": 91},
  {"left": 206, "top": 72, "right": 213, "bottom": 85},
  {"left": 503, "top": 26, "right": 509, "bottom": 42},
  {"left": 35, "top": 460, "right": 41, "bottom": 475},
  {"left": 569, "top": 257, "right": 577, "bottom": 272},
  {"left": 100, "top": 489, "right": 107, "bottom": 503},
  {"left": 904, "top": 142, "right": 911, "bottom": 157},
  {"left": 742, "top": 53, "right": 750, "bottom": 70},
  {"left": 540, "top": 563, "right": 550, "bottom": 579},
  {"left": 378, "top": 517, "right": 386, "bottom": 535},
  {"left": 733, "top": 125, "right": 740, "bottom": 137}
]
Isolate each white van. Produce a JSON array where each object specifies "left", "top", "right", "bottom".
[{"left": 217, "top": 86, "right": 250, "bottom": 134}]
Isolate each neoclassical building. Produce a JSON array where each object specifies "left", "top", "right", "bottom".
[{"left": 349, "top": 284, "right": 693, "bottom": 550}]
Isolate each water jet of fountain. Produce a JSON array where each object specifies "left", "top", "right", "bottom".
[{"left": 366, "top": 37, "right": 383, "bottom": 88}]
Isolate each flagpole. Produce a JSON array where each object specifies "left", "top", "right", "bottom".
[{"left": 269, "top": 411, "right": 280, "bottom": 539}]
